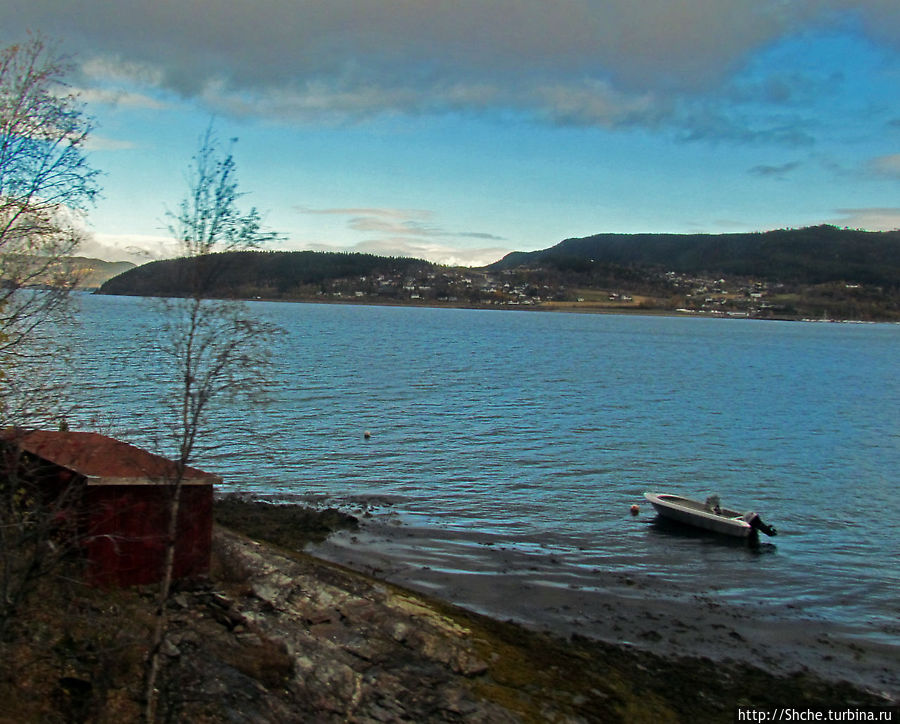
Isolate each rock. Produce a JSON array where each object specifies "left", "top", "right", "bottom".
[
  {"left": 199, "top": 528, "right": 527, "bottom": 722},
  {"left": 391, "top": 621, "right": 409, "bottom": 643},
  {"left": 161, "top": 638, "right": 181, "bottom": 658},
  {"left": 168, "top": 630, "right": 199, "bottom": 648},
  {"left": 249, "top": 573, "right": 293, "bottom": 608},
  {"left": 453, "top": 649, "right": 489, "bottom": 677}
]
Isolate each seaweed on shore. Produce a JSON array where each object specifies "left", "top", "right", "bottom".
[{"left": 213, "top": 494, "right": 359, "bottom": 551}]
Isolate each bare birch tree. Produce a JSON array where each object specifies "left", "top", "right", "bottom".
[
  {"left": 143, "top": 126, "right": 281, "bottom": 722},
  {"left": 0, "top": 35, "right": 98, "bottom": 426},
  {"left": 0, "top": 35, "right": 98, "bottom": 634}
]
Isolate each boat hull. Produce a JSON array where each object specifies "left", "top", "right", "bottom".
[{"left": 644, "top": 492, "right": 754, "bottom": 538}]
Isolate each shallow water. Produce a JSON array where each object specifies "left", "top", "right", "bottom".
[{"left": 67, "top": 294, "right": 900, "bottom": 646}]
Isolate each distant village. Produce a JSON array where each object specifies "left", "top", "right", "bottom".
[
  {"left": 664, "top": 271, "right": 777, "bottom": 318},
  {"left": 312, "top": 267, "right": 554, "bottom": 307},
  {"left": 82, "top": 232, "right": 899, "bottom": 322},
  {"left": 305, "top": 265, "right": 890, "bottom": 321}
]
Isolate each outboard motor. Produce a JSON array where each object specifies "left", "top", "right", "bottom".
[{"left": 744, "top": 512, "right": 777, "bottom": 537}]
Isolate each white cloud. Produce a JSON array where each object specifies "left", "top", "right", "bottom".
[
  {"left": 80, "top": 233, "right": 178, "bottom": 263},
  {"left": 80, "top": 221, "right": 510, "bottom": 266},
  {"left": 76, "top": 86, "right": 171, "bottom": 111},
  {"left": 304, "top": 239, "right": 510, "bottom": 267},
  {"left": 828, "top": 208, "right": 900, "bottom": 231},
  {"left": 293, "top": 206, "right": 508, "bottom": 265},
  {"left": 82, "top": 135, "right": 137, "bottom": 152},
  {"left": 80, "top": 55, "right": 165, "bottom": 88}
]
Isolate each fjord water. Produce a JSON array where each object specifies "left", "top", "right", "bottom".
[{"left": 69, "top": 294, "right": 899, "bottom": 645}]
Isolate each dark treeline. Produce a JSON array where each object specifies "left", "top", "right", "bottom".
[
  {"left": 490, "top": 226, "right": 900, "bottom": 287},
  {"left": 98, "top": 250, "right": 432, "bottom": 298}
]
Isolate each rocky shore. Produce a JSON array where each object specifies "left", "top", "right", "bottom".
[
  {"left": 2, "top": 499, "right": 895, "bottom": 722},
  {"left": 202, "top": 499, "right": 895, "bottom": 720},
  {"left": 176, "top": 526, "right": 893, "bottom": 722}
]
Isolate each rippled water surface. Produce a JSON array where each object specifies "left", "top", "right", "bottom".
[{"left": 68, "top": 294, "right": 900, "bottom": 644}]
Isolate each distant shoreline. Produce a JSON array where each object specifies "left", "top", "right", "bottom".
[
  {"left": 92, "top": 289, "right": 899, "bottom": 324},
  {"left": 235, "top": 296, "right": 900, "bottom": 324},
  {"left": 94, "top": 229, "right": 900, "bottom": 323}
]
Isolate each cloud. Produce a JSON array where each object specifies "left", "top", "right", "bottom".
[
  {"left": 297, "top": 206, "right": 504, "bottom": 240},
  {"left": 79, "top": 56, "right": 165, "bottom": 91},
  {"left": 677, "top": 109, "right": 816, "bottom": 145},
  {"left": 828, "top": 208, "right": 900, "bottom": 231},
  {"left": 80, "top": 233, "right": 179, "bottom": 263},
  {"left": 297, "top": 207, "right": 430, "bottom": 220},
  {"left": 5, "top": 1, "right": 899, "bottom": 128},
  {"left": 533, "top": 81, "right": 664, "bottom": 128},
  {"left": 305, "top": 239, "right": 510, "bottom": 268},
  {"left": 294, "top": 206, "right": 509, "bottom": 265},
  {"left": 82, "top": 135, "right": 138, "bottom": 152},
  {"left": 76, "top": 86, "right": 171, "bottom": 111},
  {"left": 83, "top": 218, "right": 510, "bottom": 266},
  {"left": 748, "top": 161, "right": 801, "bottom": 177},
  {"left": 345, "top": 215, "right": 505, "bottom": 242},
  {"left": 866, "top": 153, "right": 900, "bottom": 177}
]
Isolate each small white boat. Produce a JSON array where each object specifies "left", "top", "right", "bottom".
[{"left": 643, "top": 492, "right": 777, "bottom": 538}]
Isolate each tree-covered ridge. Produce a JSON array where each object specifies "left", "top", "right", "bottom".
[
  {"left": 98, "top": 250, "right": 432, "bottom": 298},
  {"left": 67, "top": 257, "right": 135, "bottom": 288},
  {"left": 96, "top": 227, "right": 900, "bottom": 320},
  {"left": 490, "top": 226, "right": 900, "bottom": 287},
  {"left": 0, "top": 256, "right": 134, "bottom": 289}
]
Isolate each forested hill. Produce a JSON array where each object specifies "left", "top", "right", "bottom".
[
  {"left": 490, "top": 226, "right": 900, "bottom": 286},
  {"left": 96, "top": 228, "right": 900, "bottom": 320},
  {"left": 70, "top": 257, "right": 136, "bottom": 288},
  {"left": 97, "top": 250, "right": 432, "bottom": 298}
]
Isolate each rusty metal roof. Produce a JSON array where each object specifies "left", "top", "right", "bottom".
[{"left": 2, "top": 429, "right": 220, "bottom": 486}]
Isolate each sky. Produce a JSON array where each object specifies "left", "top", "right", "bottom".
[{"left": 3, "top": 1, "right": 900, "bottom": 267}]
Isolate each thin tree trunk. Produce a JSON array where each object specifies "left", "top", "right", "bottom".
[
  {"left": 142, "top": 472, "right": 184, "bottom": 723},
  {"left": 140, "top": 127, "right": 280, "bottom": 720}
]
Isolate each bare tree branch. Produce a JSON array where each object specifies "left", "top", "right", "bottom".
[
  {"left": 143, "top": 126, "right": 282, "bottom": 723},
  {"left": 0, "top": 34, "right": 99, "bottom": 641},
  {"left": 0, "top": 34, "right": 99, "bottom": 426}
]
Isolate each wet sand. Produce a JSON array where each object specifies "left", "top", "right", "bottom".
[{"left": 309, "top": 515, "right": 899, "bottom": 701}]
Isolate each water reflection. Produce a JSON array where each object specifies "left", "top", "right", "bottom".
[{"left": 647, "top": 516, "right": 778, "bottom": 554}]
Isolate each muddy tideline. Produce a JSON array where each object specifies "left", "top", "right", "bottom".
[{"left": 1, "top": 497, "right": 894, "bottom": 723}]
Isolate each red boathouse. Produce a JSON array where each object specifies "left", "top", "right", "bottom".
[{"left": 1, "top": 429, "right": 219, "bottom": 587}]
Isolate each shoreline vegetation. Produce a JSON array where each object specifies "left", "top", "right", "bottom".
[
  {"left": 94, "top": 226, "right": 900, "bottom": 323},
  {"left": 4, "top": 497, "right": 894, "bottom": 722}
]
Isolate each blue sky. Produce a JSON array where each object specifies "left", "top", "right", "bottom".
[{"left": 4, "top": 1, "right": 900, "bottom": 266}]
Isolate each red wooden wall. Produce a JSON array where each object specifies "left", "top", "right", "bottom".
[{"left": 82, "top": 484, "right": 213, "bottom": 587}]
